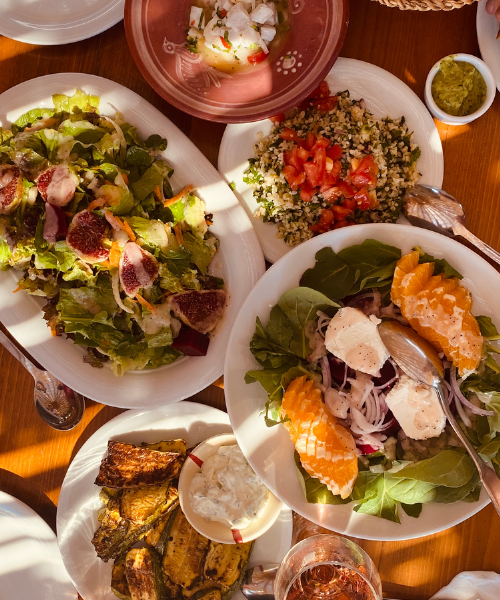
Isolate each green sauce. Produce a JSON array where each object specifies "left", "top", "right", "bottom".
[{"left": 431, "top": 57, "right": 487, "bottom": 117}]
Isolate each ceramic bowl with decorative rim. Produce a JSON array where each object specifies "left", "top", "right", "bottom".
[{"left": 124, "top": 0, "right": 349, "bottom": 123}]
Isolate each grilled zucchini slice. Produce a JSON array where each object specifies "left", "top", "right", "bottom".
[
  {"left": 111, "top": 556, "right": 131, "bottom": 600},
  {"left": 204, "top": 541, "right": 254, "bottom": 600},
  {"left": 125, "top": 547, "right": 167, "bottom": 600},
  {"left": 143, "top": 439, "right": 187, "bottom": 456},
  {"left": 95, "top": 441, "right": 183, "bottom": 488},
  {"left": 146, "top": 505, "right": 177, "bottom": 555},
  {"left": 163, "top": 509, "right": 210, "bottom": 589},
  {"left": 190, "top": 590, "right": 222, "bottom": 600}
]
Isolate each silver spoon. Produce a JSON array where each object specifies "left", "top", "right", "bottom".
[
  {"left": 0, "top": 327, "right": 85, "bottom": 430},
  {"left": 378, "top": 319, "right": 500, "bottom": 517},
  {"left": 404, "top": 184, "right": 500, "bottom": 268}
]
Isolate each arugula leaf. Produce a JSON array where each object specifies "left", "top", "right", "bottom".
[
  {"left": 431, "top": 472, "right": 480, "bottom": 504},
  {"left": 383, "top": 474, "right": 437, "bottom": 504},
  {"left": 160, "top": 247, "right": 191, "bottom": 277},
  {"left": 277, "top": 287, "right": 338, "bottom": 358},
  {"left": 300, "top": 247, "right": 356, "bottom": 300},
  {"left": 353, "top": 474, "right": 400, "bottom": 523},
  {"left": 477, "top": 315, "right": 500, "bottom": 340},
  {"left": 130, "top": 162, "right": 165, "bottom": 201},
  {"left": 248, "top": 316, "right": 299, "bottom": 369},
  {"left": 401, "top": 503, "right": 422, "bottom": 518},
  {"left": 144, "top": 134, "right": 168, "bottom": 151},
  {"left": 413, "top": 246, "right": 463, "bottom": 279}
]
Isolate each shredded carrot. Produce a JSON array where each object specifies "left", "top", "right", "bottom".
[
  {"left": 63, "top": 211, "right": 74, "bottom": 218},
  {"left": 51, "top": 328, "right": 57, "bottom": 337},
  {"left": 135, "top": 292, "right": 157, "bottom": 314},
  {"left": 109, "top": 242, "right": 122, "bottom": 268},
  {"left": 100, "top": 260, "right": 111, "bottom": 269},
  {"left": 122, "top": 220, "right": 136, "bottom": 242},
  {"left": 153, "top": 185, "right": 162, "bottom": 199},
  {"left": 121, "top": 173, "right": 129, "bottom": 185},
  {"left": 163, "top": 184, "right": 194, "bottom": 208},
  {"left": 12, "top": 285, "right": 23, "bottom": 293},
  {"left": 87, "top": 198, "right": 107, "bottom": 211},
  {"left": 174, "top": 222, "right": 183, "bottom": 245}
]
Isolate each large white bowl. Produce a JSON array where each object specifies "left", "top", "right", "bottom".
[
  {"left": 224, "top": 223, "right": 497, "bottom": 541},
  {"left": 0, "top": 73, "right": 265, "bottom": 409}
]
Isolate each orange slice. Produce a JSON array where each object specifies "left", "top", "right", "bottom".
[
  {"left": 281, "top": 376, "right": 358, "bottom": 499},
  {"left": 390, "top": 253, "right": 483, "bottom": 376}
]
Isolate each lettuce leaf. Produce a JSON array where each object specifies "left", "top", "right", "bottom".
[
  {"left": 182, "top": 231, "right": 216, "bottom": 275},
  {"left": 0, "top": 237, "right": 11, "bottom": 270},
  {"left": 52, "top": 89, "right": 100, "bottom": 113}
]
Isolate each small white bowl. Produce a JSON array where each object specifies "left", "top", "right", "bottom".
[
  {"left": 178, "top": 433, "right": 283, "bottom": 544},
  {"left": 424, "top": 53, "right": 496, "bottom": 125}
]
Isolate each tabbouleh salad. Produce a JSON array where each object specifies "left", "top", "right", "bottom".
[{"left": 244, "top": 83, "right": 421, "bottom": 247}]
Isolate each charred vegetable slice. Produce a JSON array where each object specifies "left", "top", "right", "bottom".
[
  {"left": 204, "top": 541, "right": 254, "bottom": 600},
  {"left": 163, "top": 509, "right": 210, "bottom": 589},
  {"left": 145, "top": 507, "right": 177, "bottom": 555},
  {"left": 95, "top": 441, "right": 183, "bottom": 488},
  {"left": 112, "top": 556, "right": 131, "bottom": 600},
  {"left": 126, "top": 547, "right": 167, "bottom": 600},
  {"left": 190, "top": 590, "right": 222, "bottom": 600}
]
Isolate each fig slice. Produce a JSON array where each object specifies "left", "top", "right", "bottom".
[
  {"left": 43, "top": 202, "right": 68, "bottom": 244},
  {"left": 119, "top": 241, "right": 159, "bottom": 297},
  {"left": 169, "top": 289, "right": 226, "bottom": 334},
  {"left": 0, "top": 165, "right": 23, "bottom": 215},
  {"left": 36, "top": 164, "right": 78, "bottom": 207},
  {"left": 66, "top": 210, "right": 110, "bottom": 263},
  {"left": 171, "top": 325, "right": 210, "bottom": 356}
]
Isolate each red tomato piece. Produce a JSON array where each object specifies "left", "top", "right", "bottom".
[
  {"left": 311, "top": 96, "right": 337, "bottom": 111},
  {"left": 350, "top": 154, "right": 378, "bottom": 188},
  {"left": 220, "top": 35, "right": 231, "bottom": 49},
  {"left": 280, "top": 128, "right": 297, "bottom": 140},
  {"left": 354, "top": 187, "right": 372, "bottom": 210},
  {"left": 314, "top": 146, "right": 326, "bottom": 172},
  {"left": 303, "top": 160, "right": 322, "bottom": 188},
  {"left": 299, "top": 183, "right": 315, "bottom": 202},
  {"left": 330, "top": 160, "right": 342, "bottom": 178},
  {"left": 333, "top": 220, "right": 352, "bottom": 229},
  {"left": 248, "top": 50, "right": 267, "bottom": 65},
  {"left": 305, "top": 132, "right": 317, "bottom": 150},
  {"left": 326, "top": 144, "right": 343, "bottom": 161},
  {"left": 288, "top": 147, "right": 303, "bottom": 171},
  {"left": 321, "top": 186, "right": 342, "bottom": 201},
  {"left": 270, "top": 113, "right": 285, "bottom": 124},
  {"left": 297, "top": 147, "right": 310, "bottom": 163},
  {"left": 332, "top": 205, "right": 353, "bottom": 220},
  {"left": 284, "top": 165, "right": 306, "bottom": 190},
  {"left": 320, "top": 171, "right": 339, "bottom": 188},
  {"left": 311, "top": 136, "right": 330, "bottom": 152},
  {"left": 338, "top": 181, "right": 356, "bottom": 198},
  {"left": 342, "top": 197, "right": 357, "bottom": 211}
]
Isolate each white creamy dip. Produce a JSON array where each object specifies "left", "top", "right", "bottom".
[{"left": 189, "top": 444, "right": 269, "bottom": 529}]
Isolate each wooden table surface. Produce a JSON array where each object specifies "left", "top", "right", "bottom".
[{"left": 1, "top": 1, "right": 500, "bottom": 599}]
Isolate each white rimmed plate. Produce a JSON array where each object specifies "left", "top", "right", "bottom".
[
  {"left": 477, "top": 0, "right": 500, "bottom": 93},
  {"left": 56, "top": 401, "right": 293, "bottom": 600},
  {"left": 0, "top": 492, "right": 76, "bottom": 599},
  {"left": 224, "top": 223, "right": 494, "bottom": 541},
  {"left": 218, "top": 58, "right": 444, "bottom": 263},
  {"left": 0, "top": 0, "right": 124, "bottom": 45},
  {"left": 0, "top": 73, "right": 265, "bottom": 408}
]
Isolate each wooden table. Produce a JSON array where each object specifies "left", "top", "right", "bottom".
[{"left": 1, "top": 1, "right": 499, "bottom": 598}]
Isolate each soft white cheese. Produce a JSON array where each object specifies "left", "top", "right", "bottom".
[
  {"left": 189, "top": 445, "right": 269, "bottom": 530},
  {"left": 385, "top": 374, "right": 446, "bottom": 440},
  {"left": 324, "top": 307, "right": 389, "bottom": 376},
  {"left": 225, "top": 2, "right": 252, "bottom": 33}
]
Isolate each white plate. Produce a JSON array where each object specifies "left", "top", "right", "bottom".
[
  {"left": 0, "top": 73, "right": 265, "bottom": 409},
  {"left": 477, "top": 0, "right": 500, "bottom": 93},
  {"left": 0, "top": 0, "right": 124, "bottom": 45},
  {"left": 224, "top": 223, "right": 494, "bottom": 541},
  {"left": 57, "top": 401, "right": 293, "bottom": 600},
  {"left": 218, "top": 58, "right": 444, "bottom": 263},
  {"left": 0, "top": 492, "right": 76, "bottom": 600}
]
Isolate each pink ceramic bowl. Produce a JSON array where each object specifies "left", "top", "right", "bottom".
[{"left": 125, "top": 0, "right": 349, "bottom": 123}]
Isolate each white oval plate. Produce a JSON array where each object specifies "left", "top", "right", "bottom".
[
  {"left": 57, "top": 401, "right": 293, "bottom": 600},
  {"left": 477, "top": 1, "right": 500, "bottom": 93},
  {"left": 0, "top": 73, "right": 265, "bottom": 408},
  {"left": 224, "top": 223, "right": 494, "bottom": 541},
  {"left": 0, "top": 0, "right": 124, "bottom": 45},
  {"left": 0, "top": 492, "right": 76, "bottom": 600},
  {"left": 218, "top": 58, "right": 444, "bottom": 264}
]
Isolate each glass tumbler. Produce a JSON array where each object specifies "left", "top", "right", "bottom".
[{"left": 275, "top": 534, "right": 382, "bottom": 600}]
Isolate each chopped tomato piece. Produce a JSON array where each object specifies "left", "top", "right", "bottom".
[
  {"left": 350, "top": 154, "right": 379, "bottom": 188},
  {"left": 299, "top": 183, "right": 315, "bottom": 202},
  {"left": 354, "top": 187, "right": 373, "bottom": 210},
  {"left": 220, "top": 35, "right": 231, "bottom": 49},
  {"left": 305, "top": 132, "right": 317, "bottom": 150},
  {"left": 330, "top": 160, "right": 342, "bottom": 178},
  {"left": 333, "top": 220, "right": 352, "bottom": 229},
  {"left": 311, "top": 136, "right": 330, "bottom": 151},
  {"left": 284, "top": 165, "right": 306, "bottom": 190},
  {"left": 310, "top": 207, "right": 335, "bottom": 232},
  {"left": 332, "top": 205, "right": 353, "bottom": 220},
  {"left": 280, "top": 128, "right": 297, "bottom": 140},
  {"left": 321, "top": 186, "right": 342, "bottom": 201},
  {"left": 270, "top": 113, "right": 285, "bottom": 124},
  {"left": 303, "top": 160, "right": 323, "bottom": 188},
  {"left": 311, "top": 96, "right": 337, "bottom": 111},
  {"left": 306, "top": 81, "right": 331, "bottom": 100},
  {"left": 338, "top": 181, "right": 356, "bottom": 198},
  {"left": 326, "top": 144, "right": 343, "bottom": 161},
  {"left": 220, "top": 8, "right": 227, "bottom": 17},
  {"left": 320, "top": 171, "right": 339, "bottom": 188},
  {"left": 342, "top": 197, "right": 357, "bottom": 211},
  {"left": 248, "top": 50, "right": 267, "bottom": 65},
  {"left": 297, "top": 147, "right": 310, "bottom": 163},
  {"left": 313, "top": 146, "right": 326, "bottom": 172},
  {"left": 288, "top": 147, "right": 303, "bottom": 171}
]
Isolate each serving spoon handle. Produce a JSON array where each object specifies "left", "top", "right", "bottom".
[
  {"left": 435, "top": 381, "right": 500, "bottom": 517},
  {"left": 452, "top": 221, "right": 500, "bottom": 268}
]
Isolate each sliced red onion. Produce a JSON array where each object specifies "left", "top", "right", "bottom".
[
  {"left": 375, "top": 375, "right": 398, "bottom": 390},
  {"left": 450, "top": 367, "right": 494, "bottom": 417},
  {"left": 340, "top": 362, "right": 348, "bottom": 391},
  {"left": 454, "top": 394, "right": 472, "bottom": 428},
  {"left": 321, "top": 356, "right": 331, "bottom": 390},
  {"left": 379, "top": 416, "right": 397, "bottom": 432}
]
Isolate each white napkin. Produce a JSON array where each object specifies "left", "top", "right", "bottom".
[{"left": 429, "top": 571, "right": 500, "bottom": 600}]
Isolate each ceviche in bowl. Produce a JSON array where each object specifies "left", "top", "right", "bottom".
[{"left": 224, "top": 224, "right": 500, "bottom": 541}]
